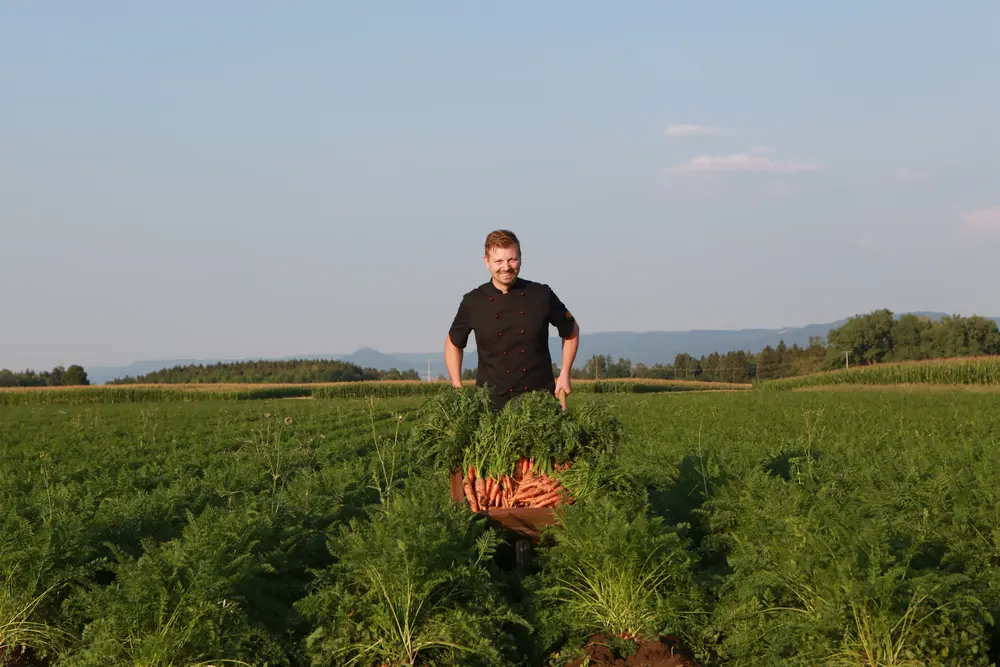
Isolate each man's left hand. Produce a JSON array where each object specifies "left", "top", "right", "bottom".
[{"left": 555, "top": 374, "right": 572, "bottom": 399}]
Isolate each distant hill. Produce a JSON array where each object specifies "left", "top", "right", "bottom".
[{"left": 83, "top": 312, "right": 1000, "bottom": 385}]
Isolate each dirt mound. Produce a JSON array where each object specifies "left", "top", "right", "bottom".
[{"left": 565, "top": 634, "right": 700, "bottom": 667}]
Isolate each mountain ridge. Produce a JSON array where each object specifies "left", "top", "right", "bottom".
[{"left": 82, "top": 311, "right": 1000, "bottom": 385}]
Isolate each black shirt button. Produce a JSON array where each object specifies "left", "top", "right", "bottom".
[
  {"left": 499, "top": 332, "right": 503, "bottom": 337},
  {"left": 520, "top": 311, "right": 524, "bottom": 315},
  {"left": 503, "top": 351, "right": 507, "bottom": 355},
  {"left": 494, "top": 313, "right": 498, "bottom": 319},
  {"left": 520, "top": 348, "right": 525, "bottom": 353},
  {"left": 507, "top": 369, "right": 511, "bottom": 374},
  {"left": 520, "top": 329, "right": 524, "bottom": 334},
  {"left": 520, "top": 292, "right": 524, "bottom": 296}
]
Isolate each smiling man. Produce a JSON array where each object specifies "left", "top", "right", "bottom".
[{"left": 445, "top": 229, "right": 580, "bottom": 410}]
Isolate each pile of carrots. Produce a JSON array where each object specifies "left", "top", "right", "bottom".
[{"left": 461, "top": 458, "right": 573, "bottom": 512}]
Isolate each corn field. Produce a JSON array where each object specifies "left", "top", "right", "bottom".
[{"left": 763, "top": 356, "right": 1000, "bottom": 390}]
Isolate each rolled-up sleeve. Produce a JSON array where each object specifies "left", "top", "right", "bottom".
[
  {"left": 448, "top": 293, "right": 473, "bottom": 348},
  {"left": 546, "top": 286, "right": 577, "bottom": 338}
]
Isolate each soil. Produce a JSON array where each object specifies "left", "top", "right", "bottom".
[
  {"left": 0, "top": 647, "right": 47, "bottom": 667},
  {"left": 565, "top": 634, "right": 700, "bottom": 667}
]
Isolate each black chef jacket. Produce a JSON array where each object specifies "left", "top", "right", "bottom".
[{"left": 448, "top": 277, "right": 576, "bottom": 408}]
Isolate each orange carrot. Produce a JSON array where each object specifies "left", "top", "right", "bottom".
[
  {"left": 523, "top": 476, "right": 555, "bottom": 491},
  {"left": 512, "top": 481, "right": 548, "bottom": 502},
  {"left": 514, "top": 485, "right": 556, "bottom": 505},
  {"left": 531, "top": 490, "right": 564, "bottom": 508},
  {"left": 463, "top": 477, "right": 480, "bottom": 512},
  {"left": 479, "top": 482, "right": 489, "bottom": 509},
  {"left": 468, "top": 466, "right": 482, "bottom": 508},
  {"left": 475, "top": 471, "right": 487, "bottom": 505}
]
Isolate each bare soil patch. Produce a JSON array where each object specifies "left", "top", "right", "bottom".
[
  {"left": 565, "top": 634, "right": 700, "bottom": 667},
  {"left": 0, "top": 647, "right": 46, "bottom": 667}
]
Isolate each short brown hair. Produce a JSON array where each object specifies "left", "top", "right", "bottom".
[{"left": 484, "top": 229, "right": 520, "bottom": 255}]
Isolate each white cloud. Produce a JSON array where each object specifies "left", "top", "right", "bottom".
[
  {"left": 961, "top": 206, "right": 1000, "bottom": 233},
  {"left": 750, "top": 145, "right": 774, "bottom": 154},
  {"left": 664, "top": 124, "right": 720, "bottom": 138},
  {"left": 672, "top": 153, "right": 822, "bottom": 175},
  {"left": 894, "top": 167, "right": 934, "bottom": 183}
]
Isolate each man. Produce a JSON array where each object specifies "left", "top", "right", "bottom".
[{"left": 445, "top": 229, "right": 580, "bottom": 410}]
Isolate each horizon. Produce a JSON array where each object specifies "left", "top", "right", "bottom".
[
  {"left": 4, "top": 2, "right": 1000, "bottom": 371},
  {"left": 24, "top": 308, "right": 1000, "bottom": 375}
]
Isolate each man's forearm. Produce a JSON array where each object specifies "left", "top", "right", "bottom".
[
  {"left": 444, "top": 335, "right": 464, "bottom": 387},
  {"left": 559, "top": 323, "right": 580, "bottom": 378}
]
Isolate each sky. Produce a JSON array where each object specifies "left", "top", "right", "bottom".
[{"left": 3, "top": 1, "right": 999, "bottom": 370}]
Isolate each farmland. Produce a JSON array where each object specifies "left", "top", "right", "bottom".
[
  {"left": 0, "top": 378, "right": 750, "bottom": 406},
  {"left": 763, "top": 355, "right": 1000, "bottom": 391},
  {"left": 4, "top": 386, "right": 1000, "bottom": 666}
]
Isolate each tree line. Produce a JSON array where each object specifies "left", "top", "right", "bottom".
[
  {"left": 108, "top": 359, "right": 420, "bottom": 384},
  {"left": 554, "top": 310, "right": 1000, "bottom": 383},
  {"left": 6, "top": 310, "right": 996, "bottom": 387},
  {"left": 0, "top": 365, "right": 90, "bottom": 387}
]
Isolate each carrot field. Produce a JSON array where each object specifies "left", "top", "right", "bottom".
[
  {"left": 4, "top": 388, "right": 1000, "bottom": 666},
  {"left": 0, "top": 378, "right": 749, "bottom": 406}
]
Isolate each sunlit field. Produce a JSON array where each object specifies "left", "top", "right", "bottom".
[{"left": 4, "top": 387, "right": 1000, "bottom": 666}]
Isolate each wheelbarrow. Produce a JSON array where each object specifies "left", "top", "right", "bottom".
[{"left": 448, "top": 387, "right": 570, "bottom": 574}]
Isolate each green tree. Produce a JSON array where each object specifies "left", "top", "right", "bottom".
[
  {"left": 673, "top": 353, "right": 701, "bottom": 380},
  {"left": 608, "top": 357, "right": 632, "bottom": 378},
  {"left": 890, "top": 314, "right": 931, "bottom": 360},
  {"left": 582, "top": 354, "right": 609, "bottom": 379},
  {"left": 826, "top": 309, "right": 895, "bottom": 367},
  {"left": 63, "top": 364, "right": 90, "bottom": 385},
  {"left": 757, "top": 346, "right": 780, "bottom": 380}
]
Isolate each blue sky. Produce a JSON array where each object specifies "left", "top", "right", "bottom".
[{"left": 3, "top": 1, "right": 999, "bottom": 370}]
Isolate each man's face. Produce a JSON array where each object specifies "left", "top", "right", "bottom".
[{"left": 485, "top": 245, "right": 520, "bottom": 288}]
